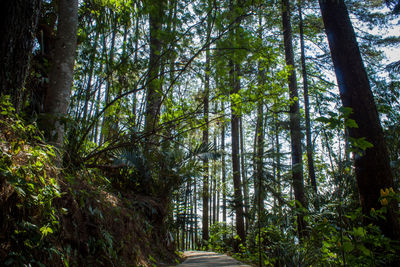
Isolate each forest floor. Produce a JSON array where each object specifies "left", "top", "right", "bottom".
[{"left": 176, "top": 251, "right": 251, "bottom": 266}]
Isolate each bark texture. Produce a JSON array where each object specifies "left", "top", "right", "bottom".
[
  {"left": 45, "top": 0, "right": 78, "bottom": 145},
  {"left": 239, "top": 117, "right": 249, "bottom": 232},
  {"left": 144, "top": 0, "right": 165, "bottom": 138},
  {"left": 0, "top": 0, "right": 41, "bottom": 112},
  {"left": 202, "top": 0, "right": 212, "bottom": 241},
  {"left": 319, "top": 0, "right": 400, "bottom": 240},
  {"left": 221, "top": 108, "right": 227, "bottom": 225},
  {"left": 230, "top": 67, "right": 246, "bottom": 244},
  {"left": 202, "top": 51, "right": 210, "bottom": 243},
  {"left": 228, "top": 0, "right": 246, "bottom": 246}
]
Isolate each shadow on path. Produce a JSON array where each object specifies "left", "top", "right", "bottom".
[{"left": 176, "top": 251, "right": 251, "bottom": 267}]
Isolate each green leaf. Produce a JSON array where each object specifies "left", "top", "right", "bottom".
[
  {"left": 342, "top": 241, "right": 354, "bottom": 252},
  {"left": 40, "top": 226, "right": 53, "bottom": 236},
  {"left": 353, "top": 226, "right": 366, "bottom": 237},
  {"left": 350, "top": 137, "right": 374, "bottom": 151},
  {"left": 315, "top": 116, "right": 331, "bottom": 124},
  {"left": 359, "top": 245, "right": 372, "bottom": 256},
  {"left": 339, "top": 106, "right": 353, "bottom": 117},
  {"left": 345, "top": 119, "right": 358, "bottom": 128}
]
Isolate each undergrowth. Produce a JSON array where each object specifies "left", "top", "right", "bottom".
[
  {"left": 0, "top": 96, "right": 178, "bottom": 266},
  {"left": 206, "top": 202, "right": 400, "bottom": 266}
]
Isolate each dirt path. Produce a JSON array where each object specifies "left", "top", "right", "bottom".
[{"left": 176, "top": 251, "right": 251, "bottom": 266}]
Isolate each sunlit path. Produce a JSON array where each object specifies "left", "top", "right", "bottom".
[{"left": 177, "top": 251, "right": 251, "bottom": 267}]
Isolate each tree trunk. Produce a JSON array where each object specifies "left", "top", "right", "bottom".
[
  {"left": 144, "top": 0, "right": 165, "bottom": 139},
  {"left": 132, "top": 3, "right": 141, "bottom": 126},
  {"left": 202, "top": 121, "right": 209, "bottom": 244},
  {"left": 182, "top": 180, "right": 190, "bottom": 250},
  {"left": 221, "top": 106, "right": 227, "bottom": 225},
  {"left": 45, "top": 0, "right": 78, "bottom": 146},
  {"left": 240, "top": 117, "right": 249, "bottom": 232},
  {"left": 189, "top": 184, "right": 194, "bottom": 250},
  {"left": 255, "top": 13, "right": 266, "bottom": 218},
  {"left": 202, "top": 12, "right": 211, "bottom": 242},
  {"left": 255, "top": 24, "right": 266, "bottom": 262},
  {"left": 230, "top": 62, "right": 246, "bottom": 245},
  {"left": 99, "top": 13, "right": 117, "bottom": 145},
  {"left": 176, "top": 201, "right": 180, "bottom": 250},
  {"left": 298, "top": 1, "right": 318, "bottom": 200},
  {"left": 274, "top": 112, "right": 283, "bottom": 217},
  {"left": 0, "top": 0, "right": 41, "bottom": 112},
  {"left": 194, "top": 178, "right": 198, "bottom": 249},
  {"left": 319, "top": 0, "right": 400, "bottom": 240},
  {"left": 229, "top": 0, "right": 246, "bottom": 247},
  {"left": 212, "top": 131, "right": 217, "bottom": 225},
  {"left": 255, "top": 72, "right": 265, "bottom": 215},
  {"left": 281, "top": 0, "right": 308, "bottom": 239},
  {"left": 82, "top": 30, "right": 100, "bottom": 123}
]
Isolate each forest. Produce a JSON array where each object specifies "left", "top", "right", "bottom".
[{"left": 1, "top": 0, "right": 400, "bottom": 266}]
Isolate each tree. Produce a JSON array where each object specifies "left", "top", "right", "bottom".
[
  {"left": 319, "top": 0, "right": 400, "bottom": 240},
  {"left": 221, "top": 104, "right": 227, "bottom": 225},
  {"left": 281, "top": 0, "right": 308, "bottom": 239},
  {"left": 144, "top": 0, "right": 165, "bottom": 139},
  {"left": 0, "top": 0, "right": 41, "bottom": 112},
  {"left": 202, "top": 0, "right": 212, "bottom": 244},
  {"left": 298, "top": 0, "right": 318, "bottom": 200},
  {"left": 240, "top": 117, "right": 249, "bottom": 232},
  {"left": 254, "top": 10, "right": 266, "bottom": 225},
  {"left": 44, "top": 0, "right": 78, "bottom": 146},
  {"left": 229, "top": 0, "right": 246, "bottom": 246}
]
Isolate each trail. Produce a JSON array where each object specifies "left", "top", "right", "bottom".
[{"left": 176, "top": 251, "right": 251, "bottom": 267}]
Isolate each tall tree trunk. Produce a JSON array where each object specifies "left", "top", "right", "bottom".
[
  {"left": 229, "top": 0, "right": 246, "bottom": 247},
  {"left": 194, "top": 178, "right": 198, "bottom": 249},
  {"left": 82, "top": 30, "right": 100, "bottom": 123},
  {"left": 230, "top": 62, "right": 246, "bottom": 245},
  {"left": 99, "top": 13, "right": 117, "bottom": 145},
  {"left": 212, "top": 131, "right": 217, "bottom": 225},
  {"left": 274, "top": 112, "right": 283, "bottom": 217},
  {"left": 90, "top": 31, "right": 108, "bottom": 143},
  {"left": 281, "top": 0, "right": 308, "bottom": 239},
  {"left": 298, "top": 1, "right": 318, "bottom": 200},
  {"left": 175, "top": 201, "right": 180, "bottom": 250},
  {"left": 255, "top": 12, "right": 266, "bottom": 219},
  {"left": 166, "top": 0, "right": 178, "bottom": 122},
  {"left": 45, "top": 0, "right": 78, "bottom": 146},
  {"left": 216, "top": 177, "right": 220, "bottom": 223},
  {"left": 189, "top": 184, "right": 194, "bottom": 250},
  {"left": 182, "top": 180, "right": 190, "bottom": 250},
  {"left": 144, "top": 0, "right": 165, "bottom": 139},
  {"left": 202, "top": 13, "right": 211, "bottom": 243},
  {"left": 132, "top": 3, "right": 141, "bottom": 126},
  {"left": 0, "top": 0, "right": 41, "bottom": 113},
  {"left": 240, "top": 117, "right": 249, "bottom": 232},
  {"left": 255, "top": 69, "right": 265, "bottom": 216},
  {"left": 209, "top": 170, "right": 213, "bottom": 225},
  {"left": 319, "top": 0, "right": 400, "bottom": 240},
  {"left": 221, "top": 106, "right": 227, "bottom": 225},
  {"left": 255, "top": 19, "right": 266, "bottom": 262}
]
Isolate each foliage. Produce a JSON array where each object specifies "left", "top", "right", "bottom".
[
  {"left": 0, "top": 96, "right": 63, "bottom": 265},
  {"left": 216, "top": 203, "right": 400, "bottom": 266},
  {"left": 0, "top": 96, "right": 180, "bottom": 266},
  {"left": 207, "top": 222, "right": 235, "bottom": 252}
]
